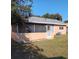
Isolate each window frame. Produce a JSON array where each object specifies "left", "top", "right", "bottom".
[{"left": 59, "top": 26, "right": 64, "bottom": 30}]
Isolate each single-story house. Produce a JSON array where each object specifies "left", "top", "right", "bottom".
[
  {"left": 12, "top": 17, "right": 67, "bottom": 41},
  {"left": 65, "top": 23, "right": 68, "bottom": 32}
]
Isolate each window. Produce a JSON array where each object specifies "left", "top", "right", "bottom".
[
  {"left": 35, "top": 24, "right": 46, "bottom": 32},
  {"left": 16, "top": 24, "right": 46, "bottom": 33},
  {"left": 59, "top": 26, "right": 63, "bottom": 30},
  {"left": 18, "top": 24, "right": 33, "bottom": 33}
]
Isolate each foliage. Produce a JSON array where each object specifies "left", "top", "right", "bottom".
[
  {"left": 51, "top": 14, "right": 62, "bottom": 21},
  {"left": 42, "top": 13, "right": 50, "bottom": 18},
  {"left": 64, "top": 20, "right": 68, "bottom": 23},
  {"left": 11, "top": 39, "right": 46, "bottom": 59},
  {"left": 11, "top": 0, "right": 17, "bottom": 11},
  {"left": 42, "top": 13, "right": 62, "bottom": 21},
  {"left": 11, "top": 0, "right": 33, "bottom": 24},
  {"left": 11, "top": 10, "right": 24, "bottom": 24}
]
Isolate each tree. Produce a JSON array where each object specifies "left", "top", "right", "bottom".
[
  {"left": 49, "top": 14, "right": 55, "bottom": 19},
  {"left": 11, "top": 0, "right": 33, "bottom": 24},
  {"left": 11, "top": 0, "right": 16, "bottom": 11},
  {"left": 42, "top": 13, "right": 62, "bottom": 21},
  {"left": 11, "top": 0, "right": 33, "bottom": 34},
  {"left": 49, "top": 13, "right": 62, "bottom": 21},
  {"left": 11, "top": 10, "right": 25, "bottom": 24},
  {"left": 64, "top": 20, "right": 68, "bottom": 23},
  {"left": 53, "top": 14, "right": 62, "bottom": 21},
  {"left": 42, "top": 13, "right": 50, "bottom": 18},
  {"left": 16, "top": 0, "right": 33, "bottom": 17}
]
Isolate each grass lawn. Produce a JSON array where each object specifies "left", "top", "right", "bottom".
[{"left": 33, "top": 34, "right": 68, "bottom": 59}]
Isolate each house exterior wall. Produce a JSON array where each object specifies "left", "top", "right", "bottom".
[
  {"left": 11, "top": 24, "right": 67, "bottom": 41},
  {"left": 24, "top": 32, "right": 47, "bottom": 41},
  {"left": 22, "top": 25, "right": 67, "bottom": 41},
  {"left": 53, "top": 25, "right": 66, "bottom": 35},
  {"left": 60, "top": 26, "right": 67, "bottom": 34},
  {"left": 46, "top": 25, "right": 54, "bottom": 39}
]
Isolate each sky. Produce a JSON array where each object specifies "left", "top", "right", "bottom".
[{"left": 32, "top": 0, "right": 68, "bottom": 21}]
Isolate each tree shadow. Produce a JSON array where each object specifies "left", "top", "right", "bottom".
[
  {"left": 46, "top": 56, "right": 66, "bottom": 59},
  {"left": 11, "top": 32, "right": 46, "bottom": 59},
  {"left": 11, "top": 32, "right": 67, "bottom": 59}
]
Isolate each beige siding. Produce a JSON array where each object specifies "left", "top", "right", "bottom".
[
  {"left": 61, "top": 26, "right": 67, "bottom": 35},
  {"left": 24, "top": 32, "right": 47, "bottom": 41},
  {"left": 53, "top": 26, "right": 66, "bottom": 35},
  {"left": 11, "top": 25, "right": 67, "bottom": 41},
  {"left": 54, "top": 26, "right": 59, "bottom": 35}
]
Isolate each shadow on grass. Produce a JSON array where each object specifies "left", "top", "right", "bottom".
[
  {"left": 11, "top": 32, "right": 67, "bottom": 59},
  {"left": 11, "top": 39, "right": 67, "bottom": 59},
  {"left": 46, "top": 56, "right": 66, "bottom": 59},
  {"left": 11, "top": 33, "right": 46, "bottom": 59}
]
